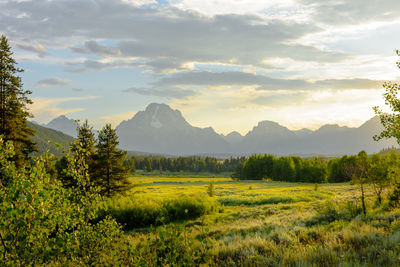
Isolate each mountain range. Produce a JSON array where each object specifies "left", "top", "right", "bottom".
[
  {"left": 45, "top": 115, "right": 78, "bottom": 138},
  {"left": 42, "top": 103, "right": 398, "bottom": 156}
]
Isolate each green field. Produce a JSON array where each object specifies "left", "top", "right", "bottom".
[{"left": 105, "top": 175, "right": 400, "bottom": 266}]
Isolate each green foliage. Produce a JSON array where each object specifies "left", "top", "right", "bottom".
[
  {"left": 306, "top": 200, "right": 363, "bottom": 226},
  {"left": 328, "top": 155, "right": 357, "bottom": 182},
  {"left": 368, "top": 153, "right": 398, "bottom": 204},
  {"left": 374, "top": 50, "right": 400, "bottom": 145},
  {"left": 130, "top": 155, "right": 245, "bottom": 174},
  {"left": 92, "top": 124, "right": 130, "bottom": 196},
  {"left": 127, "top": 225, "right": 211, "bottom": 266},
  {"left": 389, "top": 183, "right": 400, "bottom": 208},
  {"left": 230, "top": 161, "right": 244, "bottom": 179},
  {"left": 240, "top": 154, "right": 327, "bottom": 183},
  {"left": 0, "top": 138, "right": 125, "bottom": 265},
  {"left": 0, "top": 35, "right": 37, "bottom": 167},
  {"left": 207, "top": 182, "right": 215, "bottom": 197},
  {"left": 58, "top": 120, "right": 97, "bottom": 188},
  {"left": 300, "top": 157, "right": 327, "bottom": 183},
  {"left": 103, "top": 196, "right": 218, "bottom": 230}
]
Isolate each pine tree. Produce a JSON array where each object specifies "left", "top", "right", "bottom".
[
  {"left": 0, "top": 35, "right": 36, "bottom": 167},
  {"left": 58, "top": 120, "right": 96, "bottom": 187},
  {"left": 74, "top": 120, "right": 95, "bottom": 168},
  {"left": 93, "top": 124, "right": 130, "bottom": 196}
]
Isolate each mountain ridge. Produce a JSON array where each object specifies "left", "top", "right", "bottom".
[
  {"left": 43, "top": 103, "right": 398, "bottom": 156},
  {"left": 114, "top": 103, "right": 398, "bottom": 156}
]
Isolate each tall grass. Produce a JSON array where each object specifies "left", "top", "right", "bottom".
[{"left": 102, "top": 195, "right": 219, "bottom": 230}]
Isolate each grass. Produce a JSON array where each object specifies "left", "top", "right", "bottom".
[{"left": 108, "top": 174, "right": 400, "bottom": 266}]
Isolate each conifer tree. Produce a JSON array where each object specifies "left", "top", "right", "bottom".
[
  {"left": 58, "top": 120, "right": 96, "bottom": 187},
  {"left": 93, "top": 124, "right": 130, "bottom": 196},
  {"left": 74, "top": 120, "right": 95, "bottom": 168},
  {"left": 0, "top": 35, "right": 36, "bottom": 167}
]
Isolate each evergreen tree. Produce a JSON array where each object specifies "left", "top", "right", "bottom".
[
  {"left": 74, "top": 120, "right": 96, "bottom": 174},
  {"left": 57, "top": 120, "right": 96, "bottom": 187},
  {"left": 0, "top": 35, "right": 36, "bottom": 167},
  {"left": 93, "top": 124, "right": 130, "bottom": 196}
]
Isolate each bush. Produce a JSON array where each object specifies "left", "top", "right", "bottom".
[
  {"left": 124, "top": 225, "right": 212, "bottom": 266},
  {"left": 0, "top": 139, "right": 125, "bottom": 265},
  {"left": 104, "top": 195, "right": 218, "bottom": 230},
  {"left": 218, "top": 196, "right": 295, "bottom": 206},
  {"left": 207, "top": 182, "right": 215, "bottom": 197},
  {"left": 306, "top": 200, "right": 363, "bottom": 226}
]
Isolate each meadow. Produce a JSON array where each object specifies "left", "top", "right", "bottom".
[{"left": 104, "top": 173, "right": 400, "bottom": 266}]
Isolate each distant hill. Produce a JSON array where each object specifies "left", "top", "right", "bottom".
[
  {"left": 114, "top": 103, "right": 398, "bottom": 156},
  {"left": 45, "top": 115, "right": 78, "bottom": 138},
  {"left": 28, "top": 122, "right": 74, "bottom": 156}
]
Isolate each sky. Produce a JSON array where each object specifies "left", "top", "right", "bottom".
[{"left": 1, "top": 0, "right": 400, "bottom": 135}]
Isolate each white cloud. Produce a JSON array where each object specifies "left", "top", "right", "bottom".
[
  {"left": 121, "top": 0, "right": 157, "bottom": 6},
  {"left": 30, "top": 96, "right": 99, "bottom": 123},
  {"left": 172, "top": 0, "right": 296, "bottom": 17}
]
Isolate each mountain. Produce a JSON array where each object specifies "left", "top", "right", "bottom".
[
  {"left": 116, "top": 103, "right": 229, "bottom": 155},
  {"left": 222, "top": 131, "right": 243, "bottom": 145},
  {"left": 28, "top": 122, "right": 74, "bottom": 156},
  {"left": 45, "top": 115, "right": 78, "bottom": 138},
  {"left": 239, "top": 121, "right": 299, "bottom": 154},
  {"left": 115, "top": 103, "right": 398, "bottom": 156}
]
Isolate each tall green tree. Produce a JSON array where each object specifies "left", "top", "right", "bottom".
[
  {"left": 342, "top": 151, "right": 369, "bottom": 215},
  {"left": 93, "top": 124, "right": 130, "bottom": 196},
  {"left": 373, "top": 50, "right": 400, "bottom": 207},
  {"left": 74, "top": 120, "right": 96, "bottom": 175},
  {"left": 373, "top": 49, "right": 400, "bottom": 144},
  {"left": 367, "top": 153, "right": 397, "bottom": 204},
  {"left": 57, "top": 120, "right": 96, "bottom": 187},
  {"left": 0, "top": 35, "right": 36, "bottom": 167}
]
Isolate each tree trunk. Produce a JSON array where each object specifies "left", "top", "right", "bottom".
[
  {"left": 361, "top": 183, "right": 366, "bottom": 215},
  {"left": 378, "top": 191, "right": 382, "bottom": 205}
]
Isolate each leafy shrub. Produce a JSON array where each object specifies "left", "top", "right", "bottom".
[
  {"left": 125, "top": 225, "right": 212, "bottom": 266},
  {"left": 103, "top": 195, "right": 218, "bottom": 230},
  {"left": 0, "top": 139, "right": 125, "bottom": 265},
  {"left": 306, "top": 200, "right": 363, "bottom": 226},
  {"left": 207, "top": 182, "right": 215, "bottom": 197},
  {"left": 218, "top": 196, "right": 295, "bottom": 206}
]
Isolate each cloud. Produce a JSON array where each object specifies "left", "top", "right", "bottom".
[
  {"left": 172, "top": 0, "right": 296, "bottom": 17},
  {"left": 35, "top": 77, "right": 71, "bottom": 88},
  {"left": 121, "top": 0, "right": 157, "bottom": 6},
  {"left": 72, "top": 88, "right": 84, "bottom": 92},
  {"left": 153, "top": 71, "right": 385, "bottom": 91},
  {"left": 0, "top": 0, "right": 349, "bottom": 74},
  {"left": 122, "top": 87, "right": 197, "bottom": 99},
  {"left": 298, "top": 0, "right": 400, "bottom": 25},
  {"left": 70, "top": 40, "right": 121, "bottom": 57},
  {"left": 66, "top": 59, "right": 143, "bottom": 73},
  {"left": 29, "top": 96, "right": 99, "bottom": 123},
  {"left": 313, "top": 79, "right": 384, "bottom": 90},
  {"left": 16, "top": 42, "right": 47, "bottom": 57},
  {"left": 251, "top": 92, "right": 308, "bottom": 107}
]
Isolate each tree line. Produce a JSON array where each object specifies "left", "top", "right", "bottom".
[
  {"left": 233, "top": 151, "right": 400, "bottom": 184},
  {"left": 127, "top": 155, "right": 246, "bottom": 173}
]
